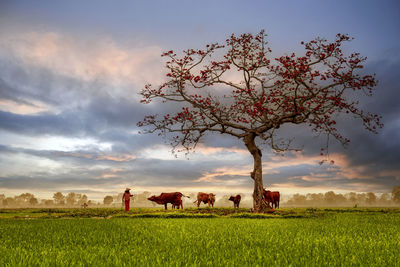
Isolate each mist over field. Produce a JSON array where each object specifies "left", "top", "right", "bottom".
[{"left": 2, "top": 188, "right": 400, "bottom": 209}]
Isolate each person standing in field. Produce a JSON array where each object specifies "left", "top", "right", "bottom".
[{"left": 122, "top": 188, "right": 133, "bottom": 211}]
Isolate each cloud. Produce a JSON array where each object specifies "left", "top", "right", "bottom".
[
  {"left": 0, "top": 78, "right": 52, "bottom": 114},
  {"left": 0, "top": 29, "right": 399, "bottom": 200},
  {"left": 0, "top": 142, "right": 252, "bottom": 188},
  {"left": 0, "top": 175, "right": 121, "bottom": 191},
  {"left": 0, "top": 144, "right": 136, "bottom": 166},
  {"left": 0, "top": 31, "right": 165, "bottom": 88},
  {"left": 321, "top": 59, "right": 400, "bottom": 176},
  {"left": 0, "top": 30, "right": 178, "bottom": 155},
  {"left": 0, "top": 30, "right": 167, "bottom": 128}
]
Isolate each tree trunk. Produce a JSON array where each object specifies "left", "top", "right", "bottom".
[{"left": 244, "top": 133, "right": 269, "bottom": 213}]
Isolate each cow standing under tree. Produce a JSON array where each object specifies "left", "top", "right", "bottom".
[
  {"left": 147, "top": 192, "right": 190, "bottom": 210},
  {"left": 263, "top": 189, "right": 280, "bottom": 209},
  {"left": 138, "top": 30, "right": 383, "bottom": 213},
  {"left": 194, "top": 192, "right": 216, "bottom": 207}
]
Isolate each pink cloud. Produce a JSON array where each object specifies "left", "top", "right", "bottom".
[{"left": 1, "top": 31, "right": 165, "bottom": 92}]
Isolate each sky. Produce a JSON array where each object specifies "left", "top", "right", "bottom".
[{"left": 1, "top": 0, "right": 400, "bottom": 201}]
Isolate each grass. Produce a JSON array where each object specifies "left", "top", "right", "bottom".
[
  {"left": 2, "top": 206, "right": 399, "bottom": 220},
  {"left": 1, "top": 208, "right": 400, "bottom": 266}
]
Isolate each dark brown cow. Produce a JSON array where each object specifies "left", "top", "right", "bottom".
[
  {"left": 262, "top": 189, "right": 273, "bottom": 208},
  {"left": 263, "top": 189, "right": 280, "bottom": 209},
  {"left": 148, "top": 192, "right": 189, "bottom": 210},
  {"left": 229, "top": 195, "right": 241, "bottom": 208},
  {"left": 171, "top": 200, "right": 182, "bottom": 209},
  {"left": 194, "top": 192, "right": 216, "bottom": 207}
]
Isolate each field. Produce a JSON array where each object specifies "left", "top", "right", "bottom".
[{"left": 1, "top": 208, "right": 400, "bottom": 266}]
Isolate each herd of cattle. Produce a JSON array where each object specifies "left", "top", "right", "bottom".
[{"left": 147, "top": 189, "right": 280, "bottom": 210}]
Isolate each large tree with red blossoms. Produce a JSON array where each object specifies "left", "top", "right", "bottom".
[{"left": 138, "top": 30, "right": 382, "bottom": 212}]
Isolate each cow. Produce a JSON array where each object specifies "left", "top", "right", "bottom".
[
  {"left": 193, "top": 192, "right": 216, "bottom": 207},
  {"left": 271, "top": 191, "right": 280, "bottom": 209},
  {"left": 147, "top": 192, "right": 189, "bottom": 210},
  {"left": 171, "top": 200, "right": 182, "bottom": 209},
  {"left": 262, "top": 189, "right": 274, "bottom": 209},
  {"left": 263, "top": 189, "right": 280, "bottom": 209},
  {"left": 229, "top": 195, "right": 241, "bottom": 208}
]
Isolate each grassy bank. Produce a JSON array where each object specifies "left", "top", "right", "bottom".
[
  {"left": 0, "top": 208, "right": 399, "bottom": 266},
  {"left": 1, "top": 207, "right": 399, "bottom": 219}
]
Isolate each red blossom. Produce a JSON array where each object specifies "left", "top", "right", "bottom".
[{"left": 138, "top": 30, "right": 382, "bottom": 160}]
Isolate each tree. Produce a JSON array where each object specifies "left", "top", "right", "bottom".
[
  {"left": 366, "top": 192, "right": 377, "bottom": 205},
  {"left": 287, "top": 193, "right": 307, "bottom": 206},
  {"left": 356, "top": 193, "right": 367, "bottom": 205},
  {"left": 138, "top": 31, "right": 383, "bottom": 212},
  {"left": 53, "top": 192, "right": 65, "bottom": 205},
  {"left": 346, "top": 192, "right": 358, "bottom": 204},
  {"left": 307, "top": 193, "right": 324, "bottom": 204},
  {"left": 392, "top": 186, "right": 400, "bottom": 204},
  {"left": 103, "top": 196, "right": 114, "bottom": 205},
  {"left": 29, "top": 197, "right": 38, "bottom": 206},
  {"left": 3, "top": 197, "right": 16, "bottom": 207},
  {"left": 66, "top": 192, "right": 76, "bottom": 206},
  {"left": 77, "top": 194, "right": 88, "bottom": 206},
  {"left": 15, "top": 193, "right": 35, "bottom": 205},
  {"left": 42, "top": 199, "right": 54, "bottom": 206},
  {"left": 0, "top": 194, "right": 5, "bottom": 206},
  {"left": 379, "top": 193, "right": 390, "bottom": 205}
]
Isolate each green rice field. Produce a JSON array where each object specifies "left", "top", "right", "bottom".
[{"left": 1, "top": 208, "right": 399, "bottom": 266}]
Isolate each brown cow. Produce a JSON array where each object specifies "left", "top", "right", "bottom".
[
  {"left": 263, "top": 189, "right": 280, "bottom": 209},
  {"left": 263, "top": 189, "right": 273, "bottom": 208},
  {"left": 171, "top": 200, "right": 182, "bottom": 209},
  {"left": 148, "top": 192, "right": 189, "bottom": 210},
  {"left": 194, "top": 192, "right": 216, "bottom": 207},
  {"left": 229, "top": 195, "right": 241, "bottom": 208}
]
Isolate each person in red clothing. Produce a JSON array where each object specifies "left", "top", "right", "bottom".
[{"left": 122, "top": 188, "right": 133, "bottom": 211}]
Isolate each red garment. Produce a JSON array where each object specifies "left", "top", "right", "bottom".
[
  {"left": 124, "top": 200, "right": 130, "bottom": 211},
  {"left": 122, "top": 192, "right": 133, "bottom": 211}
]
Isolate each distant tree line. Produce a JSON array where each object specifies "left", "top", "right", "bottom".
[
  {"left": 0, "top": 192, "right": 94, "bottom": 208},
  {"left": 285, "top": 187, "right": 400, "bottom": 207}
]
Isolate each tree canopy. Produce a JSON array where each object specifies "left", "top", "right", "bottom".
[{"left": 138, "top": 30, "right": 383, "bottom": 212}]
